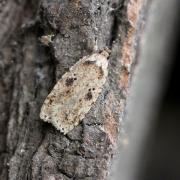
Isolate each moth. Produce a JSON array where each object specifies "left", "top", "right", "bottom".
[{"left": 40, "top": 50, "right": 110, "bottom": 134}]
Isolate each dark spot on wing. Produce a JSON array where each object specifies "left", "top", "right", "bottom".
[
  {"left": 66, "top": 90, "right": 70, "bottom": 94},
  {"left": 83, "top": 60, "right": 96, "bottom": 65},
  {"left": 85, "top": 91, "right": 93, "bottom": 100},
  {"left": 98, "top": 67, "right": 104, "bottom": 79},
  {"left": 49, "top": 98, "right": 53, "bottom": 105},
  {"left": 65, "top": 77, "right": 74, "bottom": 86}
]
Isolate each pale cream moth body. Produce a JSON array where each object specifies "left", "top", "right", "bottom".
[{"left": 40, "top": 50, "right": 109, "bottom": 134}]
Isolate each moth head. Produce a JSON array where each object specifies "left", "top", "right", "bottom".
[
  {"left": 100, "top": 48, "right": 111, "bottom": 59},
  {"left": 40, "top": 105, "right": 50, "bottom": 122}
]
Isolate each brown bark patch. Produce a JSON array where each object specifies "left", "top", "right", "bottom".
[
  {"left": 104, "top": 115, "right": 118, "bottom": 146},
  {"left": 119, "top": 67, "right": 130, "bottom": 90},
  {"left": 121, "top": 28, "right": 135, "bottom": 67},
  {"left": 71, "top": 0, "right": 81, "bottom": 9},
  {"left": 127, "top": 0, "right": 144, "bottom": 28},
  {"left": 121, "top": 0, "right": 144, "bottom": 67},
  {"left": 119, "top": 0, "right": 143, "bottom": 90},
  {"left": 102, "top": 93, "right": 120, "bottom": 146}
]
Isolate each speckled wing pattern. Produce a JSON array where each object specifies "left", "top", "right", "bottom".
[{"left": 40, "top": 51, "right": 109, "bottom": 134}]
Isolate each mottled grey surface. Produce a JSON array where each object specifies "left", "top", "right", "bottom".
[{"left": 0, "top": 0, "right": 135, "bottom": 179}]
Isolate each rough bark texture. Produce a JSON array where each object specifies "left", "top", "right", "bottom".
[{"left": 0, "top": 0, "right": 146, "bottom": 179}]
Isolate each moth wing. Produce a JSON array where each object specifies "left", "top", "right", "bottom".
[{"left": 40, "top": 53, "right": 108, "bottom": 134}]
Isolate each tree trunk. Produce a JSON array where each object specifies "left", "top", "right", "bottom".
[{"left": 0, "top": 0, "right": 147, "bottom": 179}]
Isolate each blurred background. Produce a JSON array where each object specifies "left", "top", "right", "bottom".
[{"left": 111, "top": 0, "right": 180, "bottom": 179}]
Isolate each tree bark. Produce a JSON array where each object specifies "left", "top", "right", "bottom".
[{"left": 0, "top": 0, "right": 147, "bottom": 179}]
